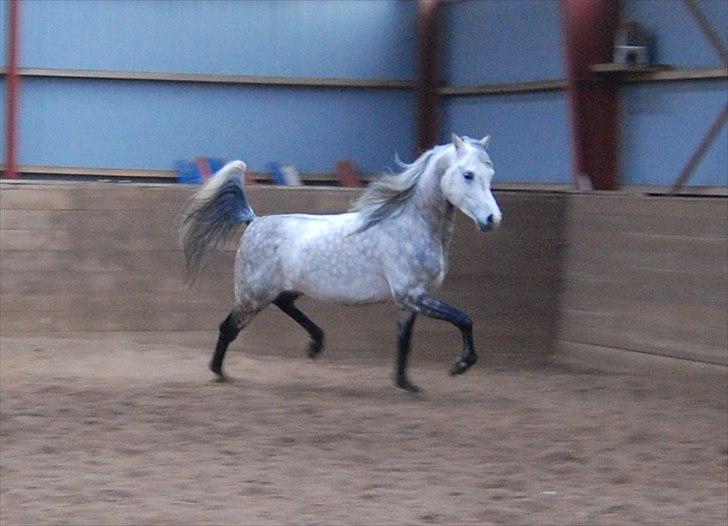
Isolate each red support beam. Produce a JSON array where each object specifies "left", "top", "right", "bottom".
[
  {"left": 4, "top": 0, "right": 21, "bottom": 179},
  {"left": 415, "top": 0, "right": 441, "bottom": 153},
  {"left": 562, "top": 0, "right": 621, "bottom": 190}
]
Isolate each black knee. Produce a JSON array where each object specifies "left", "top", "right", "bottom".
[
  {"left": 219, "top": 313, "right": 240, "bottom": 343},
  {"left": 455, "top": 313, "right": 472, "bottom": 332}
]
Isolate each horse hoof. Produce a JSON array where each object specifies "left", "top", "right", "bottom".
[
  {"left": 449, "top": 357, "right": 476, "bottom": 376},
  {"left": 396, "top": 377, "right": 422, "bottom": 393},
  {"left": 307, "top": 339, "right": 324, "bottom": 359},
  {"left": 210, "top": 361, "right": 226, "bottom": 380}
]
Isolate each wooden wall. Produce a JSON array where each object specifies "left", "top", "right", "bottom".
[
  {"left": 559, "top": 195, "right": 728, "bottom": 366},
  {"left": 0, "top": 183, "right": 566, "bottom": 364},
  {"left": 1, "top": 182, "right": 725, "bottom": 366}
]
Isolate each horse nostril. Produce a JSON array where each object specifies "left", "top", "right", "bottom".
[{"left": 486, "top": 214, "right": 494, "bottom": 224}]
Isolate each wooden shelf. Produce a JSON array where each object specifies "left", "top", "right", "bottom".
[
  {"left": 0, "top": 164, "right": 377, "bottom": 185},
  {"left": 439, "top": 79, "right": 566, "bottom": 96},
  {"left": 589, "top": 64, "right": 727, "bottom": 83},
  {"left": 590, "top": 63, "right": 672, "bottom": 75}
]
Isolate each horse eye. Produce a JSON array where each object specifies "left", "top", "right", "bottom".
[{"left": 463, "top": 171, "right": 474, "bottom": 181}]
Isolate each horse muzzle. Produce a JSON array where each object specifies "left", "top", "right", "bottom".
[{"left": 476, "top": 213, "right": 501, "bottom": 232}]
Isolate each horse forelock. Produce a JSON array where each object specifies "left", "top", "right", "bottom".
[{"left": 461, "top": 137, "right": 491, "bottom": 163}]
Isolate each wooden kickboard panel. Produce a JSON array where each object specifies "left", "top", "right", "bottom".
[
  {"left": 560, "top": 194, "right": 728, "bottom": 365},
  {"left": 4, "top": 184, "right": 725, "bottom": 365}
]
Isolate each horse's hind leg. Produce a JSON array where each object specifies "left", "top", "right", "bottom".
[
  {"left": 273, "top": 291, "right": 325, "bottom": 359},
  {"left": 395, "top": 309, "right": 419, "bottom": 392},
  {"left": 210, "top": 307, "right": 259, "bottom": 379}
]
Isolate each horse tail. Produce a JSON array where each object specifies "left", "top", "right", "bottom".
[{"left": 179, "top": 160, "right": 256, "bottom": 286}]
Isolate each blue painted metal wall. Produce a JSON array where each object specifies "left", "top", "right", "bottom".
[
  {"left": 5, "top": 0, "right": 726, "bottom": 185},
  {"left": 441, "top": 0, "right": 572, "bottom": 184},
  {"left": 20, "top": 0, "right": 414, "bottom": 79},
  {"left": 444, "top": 0, "right": 565, "bottom": 85},
  {"left": 20, "top": 78, "right": 413, "bottom": 173},
  {"left": 620, "top": 0, "right": 727, "bottom": 186},
  {"left": 13, "top": 0, "right": 416, "bottom": 173}
]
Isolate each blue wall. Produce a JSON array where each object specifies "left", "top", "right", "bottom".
[
  {"left": 443, "top": 92, "right": 572, "bottom": 184},
  {"left": 20, "top": 78, "right": 413, "bottom": 173},
  {"left": 443, "top": 0, "right": 565, "bottom": 85},
  {"left": 20, "top": 0, "right": 414, "bottom": 79},
  {"left": 620, "top": 0, "right": 728, "bottom": 186},
  {"left": 441, "top": 0, "right": 572, "bottom": 184},
  {"left": 15, "top": 0, "right": 416, "bottom": 173},
  {"left": 6, "top": 0, "right": 727, "bottom": 186}
]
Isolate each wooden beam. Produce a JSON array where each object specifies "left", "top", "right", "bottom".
[
  {"left": 589, "top": 65, "right": 727, "bottom": 82},
  {"left": 2, "top": 67, "right": 414, "bottom": 90},
  {"left": 3, "top": 165, "right": 176, "bottom": 179},
  {"left": 440, "top": 79, "right": 566, "bottom": 96},
  {"left": 625, "top": 67, "right": 728, "bottom": 83},
  {"left": 0, "top": 164, "right": 376, "bottom": 185},
  {"left": 0, "top": 67, "right": 722, "bottom": 95}
]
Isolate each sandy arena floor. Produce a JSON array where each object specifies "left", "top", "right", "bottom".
[{"left": 1, "top": 333, "right": 726, "bottom": 525}]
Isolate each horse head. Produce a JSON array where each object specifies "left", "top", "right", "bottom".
[{"left": 441, "top": 133, "right": 502, "bottom": 232}]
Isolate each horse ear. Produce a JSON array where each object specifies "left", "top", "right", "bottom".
[
  {"left": 479, "top": 135, "right": 491, "bottom": 148},
  {"left": 452, "top": 133, "right": 465, "bottom": 154}
]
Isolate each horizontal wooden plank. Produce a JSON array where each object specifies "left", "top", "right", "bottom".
[
  {"left": 0, "top": 198, "right": 566, "bottom": 234},
  {"left": 8, "top": 67, "right": 416, "bottom": 90},
  {"left": 563, "top": 210, "right": 727, "bottom": 239},
  {"left": 567, "top": 193, "right": 728, "bottom": 220},
  {"left": 560, "top": 309, "right": 727, "bottom": 366},
  {"left": 566, "top": 229, "right": 727, "bottom": 257},
  {"left": 0, "top": 304, "right": 553, "bottom": 349},
  {"left": 564, "top": 245, "right": 726, "bottom": 276},
  {"left": 621, "top": 67, "right": 728, "bottom": 83},
  {"left": 562, "top": 272, "right": 726, "bottom": 306},
  {"left": 440, "top": 78, "right": 566, "bottom": 96},
  {"left": 0, "top": 249, "right": 231, "bottom": 274}
]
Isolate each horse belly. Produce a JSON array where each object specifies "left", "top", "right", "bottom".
[
  {"left": 283, "top": 232, "right": 391, "bottom": 304},
  {"left": 293, "top": 258, "right": 391, "bottom": 304}
]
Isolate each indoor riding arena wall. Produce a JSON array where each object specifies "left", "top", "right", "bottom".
[{"left": 1, "top": 182, "right": 725, "bottom": 367}]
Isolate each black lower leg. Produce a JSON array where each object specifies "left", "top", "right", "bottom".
[
  {"left": 395, "top": 311, "right": 419, "bottom": 392},
  {"left": 274, "top": 292, "right": 325, "bottom": 358},
  {"left": 210, "top": 312, "right": 241, "bottom": 377},
  {"left": 414, "top": 295, "right": 477, "bottom": 375}
]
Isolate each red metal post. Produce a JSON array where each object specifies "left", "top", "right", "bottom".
[
  {"left": 415, "top": 0, "right": 441, "bottom": 154},
  {"left": 4, "top": 0, "right": 21, "bottom": 179},
  {"left": 562, "top": 0, "right": 621, "bottom": 190}
]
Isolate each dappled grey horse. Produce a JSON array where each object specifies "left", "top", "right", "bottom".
[{"left": 180, "top": 134, "right": 502, "bottom": 391}]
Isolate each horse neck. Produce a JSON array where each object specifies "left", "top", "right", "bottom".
[{"left": 406, "top": 148, "right": 456, "bottom": 245}]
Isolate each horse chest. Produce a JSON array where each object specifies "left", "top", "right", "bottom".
[{"left": 398, "top": 239, "right": 447, "bottom": 289}]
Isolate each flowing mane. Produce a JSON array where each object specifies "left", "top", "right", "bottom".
[{"left": 350, "top": 145, "right": 446, "bottom": 231}]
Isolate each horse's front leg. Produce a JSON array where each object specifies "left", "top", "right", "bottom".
[{"left": 408, "top": 294, "right": 477, "bottom": 376}]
